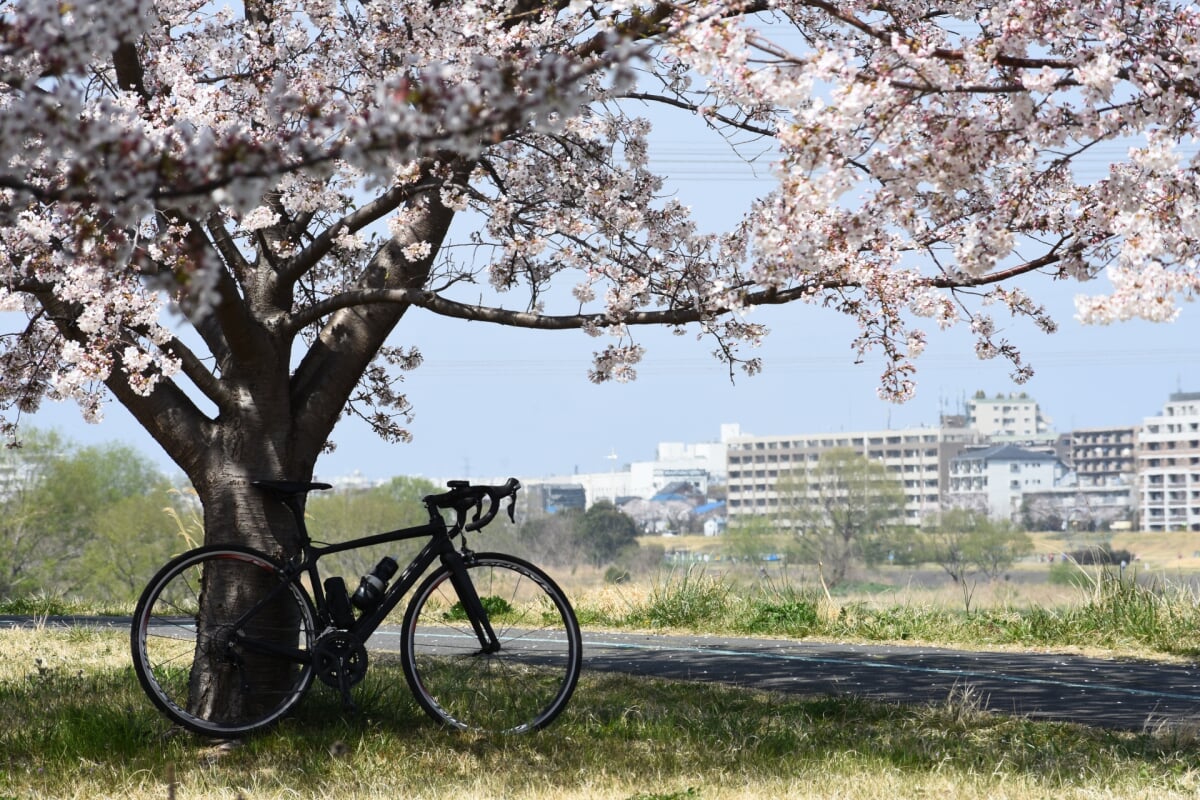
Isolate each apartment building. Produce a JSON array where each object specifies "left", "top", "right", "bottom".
[
  {"left": 967, "top": 392, "right": 1053, "bottom": 439},
  {"left": 945, "top": 443, "right": 1066, "bottom": 521},
  {"left": 725, "top": 426, "right": 983, "bottom": 526},
  {"left": 523, "top": 424, "right": 739, "bottom": 510},
  {"left": 1070, "top": 426, "right": 1138, "bottom": 488},
  {"left": 1137, "top": 392, "right": 1200, "bottom": 531},
  {"left": 0, "top": 447, "right": 48, "bottom": 502}
]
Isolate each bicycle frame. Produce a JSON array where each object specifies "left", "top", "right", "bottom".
[{"left": 234, "top": 498, "right": 499, "bottom": 664}]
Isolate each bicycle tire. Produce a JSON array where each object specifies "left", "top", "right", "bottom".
[
  {"left": 130, "top": 545, "right": 317, "bottom": 737},
  {"left": 400, "top": 552, "right": 581, "bottom": 734}
]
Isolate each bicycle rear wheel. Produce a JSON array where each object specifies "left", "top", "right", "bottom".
[
  {"left": 130, "top": 545, "right": 316, "bottom": 737},
  {"left": 400, "top": 552, "right": 581, "bottom": 734}
]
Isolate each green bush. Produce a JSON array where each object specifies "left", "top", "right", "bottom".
[
  {"left": 738, "top": 600, "right": 820, "bottom": 635},
  {"left": 1048, "top": 561, "right": 1091, "bottom": 587},
  {"left": 442, "top": 594, "right": 513, "bottom": 621},
  {"left": 633, "top": 568, "right": 731, "bottom": 629},
  {"left": 604, "top": 565, "right": 632, "bottom": 584}
]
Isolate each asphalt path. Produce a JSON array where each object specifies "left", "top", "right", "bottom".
[
  {"left": 573, "top": 631, "right": 1200, "bottom": 732},
  {"left": 8, "top": 616, "right": 1200, "bottom": 731}
]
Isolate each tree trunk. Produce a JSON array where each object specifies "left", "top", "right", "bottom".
[
  {"left": 178, "top": 381, "right": 349, "bottom": 723},
  {"left": 58, "top": 149, "right": 462, "bottom": 725},
  {"left": 189, "top": 553, "right": 306, "bottom": 725},
  {"left": 184, "top": 429, "right": 315, "bottom": 725}
]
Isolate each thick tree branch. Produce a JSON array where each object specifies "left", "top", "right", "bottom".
[
  {"left": 205, "top": 212, "right": 252, "bottom": 287},
  {"left": 279, "top": 175, "right": 440, "bottom": 287},
  {"left": 155, "top": 333, "right": 232, "bottom": 410},
  {"left": 182, "top": 218, "right": 254, "bottom": 376},
  {"left": 112, "top": 40, "right": 149, "bottom": 100},
  {"left": 288, "top": 162, "right": 464, "bottom": 456},
  {"left": 283, "top": 246, "right": 1068, "bottom": 334},
  {"left": 28, "top": 287, "right": 213, "bottom": 474}
]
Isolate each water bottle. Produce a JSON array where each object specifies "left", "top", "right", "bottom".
[
  {"left": 324, "top": 577, "right": 355, "bottom": 628},
  {"left": 351, "top": 556, "right": 398, "bottom": 611}
]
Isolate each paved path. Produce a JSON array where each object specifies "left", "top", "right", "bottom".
[
  {"left": 579, "top": 631, "right": 1200, "bottom": 731},
  {"left": 9, "top": 616, "right": 1200, "bottom": 731}
]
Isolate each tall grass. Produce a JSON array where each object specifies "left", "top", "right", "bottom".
[
  {"left": 578, "top": 565, "right": 1200, "bottom": 659},
  {"left": 626, "top": 567, "right": 734, "bottom": 629}
]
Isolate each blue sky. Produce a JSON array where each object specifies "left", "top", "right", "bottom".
[{"left": 20, "top": 94, "right": 1200, "bottom": 483}]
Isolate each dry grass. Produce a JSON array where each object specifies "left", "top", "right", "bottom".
[{"left": 568, "top": 559, "right": 1076, "bottom": 627}]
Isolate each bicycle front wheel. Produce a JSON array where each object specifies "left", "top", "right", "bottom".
[
  {"left": 400, "top": 553, "right": 581, "bottom": 734},
  {"left": 130, "top": 545, "right": 316, "bottom": 737}
]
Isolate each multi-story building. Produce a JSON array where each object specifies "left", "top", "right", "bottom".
[
  {"left": 1070, "top": 426, "right": 1137, "bottom": 488},
  {"left": 1036, "top": 425, "right": 1139, "bottom": 529},
  {"left": 945, "top": 443, "right": 1067, "bottom": 521},
  {"left": 0, "top": 447, "right": 49, "bottom": 502},
  {"left": 725, "top": 425, "right": 983, "bottom": 526},
  {"left": 966, "top": 392, "right": 1052, "bottom": 439},
  {"left": 1137, "top": 391, "right": 1200, "bottom": 531},
  {"left": 524, "top": 424, "right": 739, "bottom": 510}
]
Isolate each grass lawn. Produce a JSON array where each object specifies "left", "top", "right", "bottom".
[{"left": 4, "top": 623, "right": 1200, "bottom": 799}]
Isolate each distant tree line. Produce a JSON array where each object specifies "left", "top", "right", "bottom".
[
  {"left": 0, "top": 438, "right": 653, "bottom": 607},
  {"left": 0, "top": 430, "right": 188, "bottom": 604}
]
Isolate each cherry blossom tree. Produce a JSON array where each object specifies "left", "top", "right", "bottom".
[{"left": 4, "top": 0, "right": 1200, "bottom": 702}]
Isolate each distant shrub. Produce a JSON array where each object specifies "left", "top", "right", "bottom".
[
  {"left": 1048, "top": 561, "right": 1090, "bottom": 588},
  {"left": 604, "top": 565, "right": 632, "bottom": 584},
  {"left": 1065, "top": 544, "right": 1134, "bottom": 566}
]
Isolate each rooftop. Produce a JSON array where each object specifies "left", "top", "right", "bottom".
[{"left": 956, "top": 443, "right": 1060, "bottom": 462}]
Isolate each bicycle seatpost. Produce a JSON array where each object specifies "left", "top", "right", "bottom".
[{"left": 252, "top": 480, "right": 331, "bottom": 544}]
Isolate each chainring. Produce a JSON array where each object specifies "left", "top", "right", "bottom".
[{"left": 312, "top": 631, "right": 369, "bottom": 689}]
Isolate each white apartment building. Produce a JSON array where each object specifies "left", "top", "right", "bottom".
[
  {"left": 946, "top": 443, "right": 1066, "bottom": 521},
  {"left": 0, "top": 447, "right": 50, "bottom": 502},
  {"left": 967, "top": 392, "right": 1052, "bottom": 439},
  {"left": 1137, "top": 391, "right": 1200, "bottom": 532},
  {"left": 725, "top": 425, "right": 984, "bottom": 525}
]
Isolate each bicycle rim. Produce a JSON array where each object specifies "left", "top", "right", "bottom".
[
  {"left": 401, "top": 553, "right": 581, "bottom": 734},
  {"left": 130, "top": 546, "right": 316, "bottom": 737}
]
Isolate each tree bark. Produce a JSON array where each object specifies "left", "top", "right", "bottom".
[{"left": 188, "top": 547, "right": 307, "bottom": 726}]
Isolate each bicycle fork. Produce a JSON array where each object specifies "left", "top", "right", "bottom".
[{"left": 443, "top": 550, "right": 501, "bottom": 654}]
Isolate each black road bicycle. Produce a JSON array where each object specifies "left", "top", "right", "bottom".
[{"left": 130, "top": 478, "right": 581, "bottom": 737}]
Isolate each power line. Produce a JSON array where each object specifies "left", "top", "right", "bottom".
[{"left": 409, "top": 347, "right": 1200, "bottom": 377}]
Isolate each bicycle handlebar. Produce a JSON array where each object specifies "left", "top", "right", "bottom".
[{"left": 423, "top": 478, "right": 521, "bottom": 533}]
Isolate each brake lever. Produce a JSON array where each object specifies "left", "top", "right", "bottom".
[{"left": 505, "top": 493, "right": 516, "bottom": 523}]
